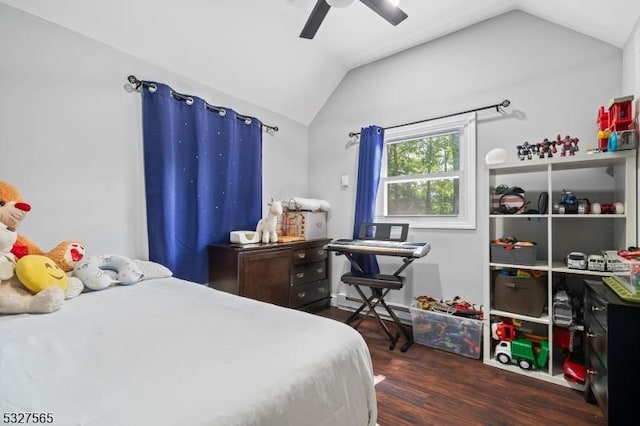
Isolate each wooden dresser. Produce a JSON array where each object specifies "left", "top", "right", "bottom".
[
  {"left": 583, "top": 279, "right": 640, "bottom": 424},
  {"left": 208, "top": 239, "right": 331, "bottom": 312}
]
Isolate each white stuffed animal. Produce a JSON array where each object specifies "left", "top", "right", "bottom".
[
  {"left": 256, "top": 199, "right": 283, "bottom": 243},
  {"left": 0, "top": 223, "right": 17, "bottom": 281}
]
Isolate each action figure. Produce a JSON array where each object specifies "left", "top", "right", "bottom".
[
  {"left": 557, "top": 134, "right": 579, "bottom": 157},
  {"left": 538, "top": 138, "right": 557, "bottom": 158},
  {"left": 517, "top": 142, "right": 534, "bottom": 160}
]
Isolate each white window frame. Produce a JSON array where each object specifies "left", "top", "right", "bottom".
[{"left": 375, "top": 112, "right": 476, "bottom": 229}]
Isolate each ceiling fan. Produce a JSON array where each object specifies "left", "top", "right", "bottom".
[{"left": 299, "top": 0, "right": 408, "bottom": 39}]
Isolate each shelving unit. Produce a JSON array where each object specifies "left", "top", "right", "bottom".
[{"left": 483, "top": 150, "right": 637, "bottom": 389}]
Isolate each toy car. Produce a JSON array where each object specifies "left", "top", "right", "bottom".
[
  {"left": 587, "top": 254, "right": 606, "bottom": 271},
  {"left": 562, "top": 352, "right": 586, "bottom": 385},
  {"left": 566, "top": 252, "right": 587, "bottom": 269},
  {"left": 603, "top": 250, "right": 629, "bottom": 272},
  {"left": 552, "top": 291, "right": 573, "bottom": 327}
]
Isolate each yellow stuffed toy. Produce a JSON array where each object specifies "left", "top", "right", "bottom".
[
  {"left": 0, "top": 229, "right": 83, "bottom": 314},
  {"left": 16, "top": 255, "right": 70, "bottom": 293},
  {"left": 0, "top": 181, "right": 85, "bottom": 272},
  {"left": 0, "top": 181, "right": 85, "bottom": 314}
]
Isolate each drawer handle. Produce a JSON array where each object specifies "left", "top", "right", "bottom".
[
  {"left": 296, "top": 272, "right": 305, "bottom": 279},
  {"left": 591, "top": 305, "right": 604, "bottom": 312},
  {"left": 316, "top": 268, "right": 324, "bottom": 274},
  {"left": 297, "top": 253, "right": 306, "bottom": 259},
  {"left": 318, "top": 287, "right": 327, "bottom": 293},
  {"left": 317, "top": 250, "right": 325, "bottom": 256},
  {"left": 298, "top": 292, "right": 306, "bottom": 298}
]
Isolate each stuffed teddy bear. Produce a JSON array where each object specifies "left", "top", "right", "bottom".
[
  {"left": 0, "top": 223, "right": 18, "bottom": 281},
  {"left": 256, "top": 198, "right": 283, "bottom": 243},
  {"left": 0, "top": 181, "right": 85, "bottom": 272},
  {"left": 0, "top": 227, "right": 83, "bottom": 314}
]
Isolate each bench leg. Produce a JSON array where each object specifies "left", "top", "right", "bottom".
[
  {"left": 376, "top": 297, "right": 413, "bottom": 352},
  {"left": 346, "top": 286, "right": 400, "bottom": 350}
]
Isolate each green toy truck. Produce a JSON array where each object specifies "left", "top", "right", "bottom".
[{"left": 494, "top": 338, "right": 549, "bottom": 370}]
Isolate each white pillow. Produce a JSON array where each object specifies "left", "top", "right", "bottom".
[{"left": 133, "top": 260, "right": 173, "bottom": 280}]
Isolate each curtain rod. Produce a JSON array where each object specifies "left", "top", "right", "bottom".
[
  {"left": 348, "top": 99, "right": 510, "bottom": 138},
  {"left": 127, "top": 75, "right": 279, "bottom": 134}
]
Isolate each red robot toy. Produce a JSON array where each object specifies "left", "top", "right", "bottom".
[{"left": 557, "top": 134, "right": 579, "bottom": 157}]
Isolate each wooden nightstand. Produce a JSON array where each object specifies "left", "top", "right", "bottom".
[{"left": 208, "top": 239, "right": 331, "bottom": 312}]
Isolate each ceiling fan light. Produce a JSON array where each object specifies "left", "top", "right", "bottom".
[
  {"left": 326, "top": 0, "right": 355, "bottom": 8},
  {"left": 388, "top": 0, "right": 400, "bottom": 6}
]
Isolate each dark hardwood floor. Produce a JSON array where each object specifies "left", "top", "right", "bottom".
[{"left": 315, "top": 307, "right": 605, "bottom": 426}]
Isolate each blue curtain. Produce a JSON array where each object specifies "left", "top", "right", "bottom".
[
  {"left": 142, "top": 82, "right": 262, "bottom": 283},
  {"left": 352, "top": 125, "right": 384, "bottom": 274}
]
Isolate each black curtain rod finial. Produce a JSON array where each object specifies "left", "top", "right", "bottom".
[{"left": 127, "top": 75, "right": 142, "bottom": 89}]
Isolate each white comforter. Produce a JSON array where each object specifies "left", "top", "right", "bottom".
[{"left": 0, "top": 278, "right": 377, "bottom": 426}]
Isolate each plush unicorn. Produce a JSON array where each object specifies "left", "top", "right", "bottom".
[{"left": 256, "top": 199, "right": 283, "bottom": 243}]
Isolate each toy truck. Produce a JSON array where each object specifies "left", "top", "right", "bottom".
[
  {"left": 587, "top": 254, "right": 606, "bottom": 271},
  {"left": 603, "top": 250, "right": 628, "bottom": 272},
  {"left": 494, "top": 338, "right": 549, "bottom": 370}
]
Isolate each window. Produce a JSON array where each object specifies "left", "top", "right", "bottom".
[{"left": 376, "top": 112, "right": 476, "bottom": 229}]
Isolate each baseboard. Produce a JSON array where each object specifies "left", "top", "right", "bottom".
[{"left": 335, "top": 292, "right": 413, "bottom": 326}]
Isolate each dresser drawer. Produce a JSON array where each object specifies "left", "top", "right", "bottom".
[
  {"left": 587, "top": 347, "right": 608, "bottom": 412},
  {"left": 587, "top": 292, "right": 608, "bottom": 331},
  {"left": 290, "top": 279, "right": 329, "bottom": 307},
  {"left": 586, "top": 315, "right": 607, "bottom": 367},
  {"left": 291, "top": 261, "right": 327, "bottom": 285},
  {"left": 291, "top": 246, "right": 327, "bottom": 265},
  {"left": 209, "top": 239, "right": 330, "bottom": 313}
]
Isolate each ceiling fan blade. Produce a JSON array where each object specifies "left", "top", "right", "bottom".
[
  {"left": 359, "top": 0, "right": 408, "bottom": 26},
  {"left": 300, "top": 0, "right": 332, "bottom": 39}
]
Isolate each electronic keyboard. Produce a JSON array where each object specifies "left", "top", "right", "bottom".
[{"left": 326, "top": 239, "right": 431, "bottom": 258}]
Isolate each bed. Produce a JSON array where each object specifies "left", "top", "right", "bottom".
[{"left": 0, "top": 277, "right": 377, "bottom": 426}]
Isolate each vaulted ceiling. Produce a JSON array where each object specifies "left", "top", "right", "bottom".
[{"left": 3, "top": 0, "right": 640, "bottom": 124}]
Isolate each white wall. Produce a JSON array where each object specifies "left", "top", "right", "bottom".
[
  {"left": 0, "top": 3, "right": 309, "bottom": 259},
  {"left": 622, "top": 13, "right": 640, "bottom": 244},
  {"left": 622, "top": 14, "right": 640, "bottom": 99},
  {"left": 309, "top": 11, "right": 623, "bottom": 306}
]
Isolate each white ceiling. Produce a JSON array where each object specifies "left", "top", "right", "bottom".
[{"left": 3, "top": 0, "right": 640, "bottom": 125}]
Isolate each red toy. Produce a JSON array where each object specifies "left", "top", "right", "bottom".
[
  {"left": 597, "top": 106, "right": 611, "bottom": 151},
  {"left": 609, "top": 96, "right": 634, "bottom": 132},
  {"left": 491, "top": 321, "right": 516, "bottom": 341},
  {"left": 554, "top": 326, "right": 586, "bottom": 385},
  {"left": 557, "top": 134, "right": 579, "bottom": 156},
  {"left": 596, "top": 95, "right": 635, "bottom": 151},
  {"left": 537, "top": 138, "right": 557, "bottom": 158}
]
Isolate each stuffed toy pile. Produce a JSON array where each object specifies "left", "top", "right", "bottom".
[{"left": 0, "top": 181, "right": 84, "bottom": 314}]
